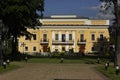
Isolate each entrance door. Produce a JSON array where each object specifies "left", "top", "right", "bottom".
[
  {"left": 43, "top": 45, "right": 48, "bottom": 52},
  {"left": 79, "top": 45, "right": 85, "bottom": 53}
]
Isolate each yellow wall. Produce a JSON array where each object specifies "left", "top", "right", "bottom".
[
  {"left": 18, "top": 18, "right": 109, "bottom": 55},
  {"left": 91, "top": 20, "right": 107, "bottom": 25},
  {"left": 43, "top": 21, "right": 85, "bottom": 25}
]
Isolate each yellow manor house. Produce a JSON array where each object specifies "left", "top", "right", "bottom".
[{"left": 18, "top": 15, "right": 110, "bottom": 55}]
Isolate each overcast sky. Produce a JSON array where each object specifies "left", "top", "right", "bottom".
[{"left": 43, "top": 0, "right": 114, "bottom": 19}]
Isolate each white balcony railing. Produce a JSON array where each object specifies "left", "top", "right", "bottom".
[{"left": 52, "top": 40, "right": 74, "bottom": 45}]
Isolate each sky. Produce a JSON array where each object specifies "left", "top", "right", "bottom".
[{"left": 43, "top": 0, "right": 114, "bottom": 19}]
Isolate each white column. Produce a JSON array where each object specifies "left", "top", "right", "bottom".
[
  {"left": 52, "top": 45, "right": 55, "bottom": 52},
  {"left": 59, "top": 31, "right": 61, "bottom": 41},
  {"left": 72, "top": 31, "right": 75, "bottom": 40},
  {"left": 66, "top": 31, "right": 69, "bottom": 41},
  {"left": 66, "top": 45, "right": 69, "bottom": 51},
  {"left": 52, "top": 31, "right": 55, "bottom": 41},
  {"left": 72, "top": 31, "right": 75, "bottom": 51},
  {"left": 58, "top": 45, "right": 61, "bottom": 52}
]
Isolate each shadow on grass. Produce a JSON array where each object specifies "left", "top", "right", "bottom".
[
  {"left": 26, "top": 56, "right": 104, "bottom": 64},
  {"left": 0, "top": 64, "right": 20, "bottom": 74},
  {"left": 96, "top": 65, "right": 120, "bottom": 80}
]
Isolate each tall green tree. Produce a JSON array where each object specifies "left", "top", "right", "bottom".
[
  {"left": 100, "top": 0, "right": 120, "bottom": 66},
  {"left": 0, "top": 0, "right": 44, "bottom": 59}
]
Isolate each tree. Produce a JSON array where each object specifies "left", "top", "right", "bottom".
[
  {"left": 0, "top": 0, "right": 44, "bottom": 59},
  {"left": 100, "top": 0, "right": 120, "bottom": 66},
  {"left": 93, "top": 37, "right": 109, "bottom": 56}
]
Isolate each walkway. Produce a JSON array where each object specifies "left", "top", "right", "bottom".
[{"left": 0, "top": 62, "right": 110, "bottom": 80}]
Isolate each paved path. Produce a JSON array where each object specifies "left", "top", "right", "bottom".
[{"left": 0, "top": 62, "right": 110, "bottom": 80}]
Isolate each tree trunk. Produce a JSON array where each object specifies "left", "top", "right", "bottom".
[
  {"left": 11, "top": 35, "right": 18, "bottom": 60},
  {"left": 115, "top": 28, "right": 120, "bottom": 66},
  {"left": 113, "top": 0, "right": 120, "bottom": 66},
  {"left": 117, "top": 33, "right": 120, "bottom": 66}
]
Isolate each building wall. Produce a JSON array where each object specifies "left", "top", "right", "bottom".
[{"left": 18, "top": 17, "right": 109, "bottom": 55}]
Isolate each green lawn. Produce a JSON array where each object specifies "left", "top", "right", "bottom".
[
  {"left": 96, "top": 65, "right": 120, "bottom": 80},
  {"left": 0, "top": 64, "right": 20, "bottom": 74},
  {"left": 27, "top": 57, "right": 98, "bottom": 64}
]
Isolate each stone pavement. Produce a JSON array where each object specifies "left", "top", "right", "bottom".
[{"left": 0, "top": 62, "right": 111, "bottom": 80}]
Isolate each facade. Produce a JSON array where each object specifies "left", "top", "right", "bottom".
[{"left": 18, "top": 15, "right": 110, "bottom": 55}]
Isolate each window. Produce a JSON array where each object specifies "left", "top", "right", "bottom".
[
  {"left": 91, "top": 34, "right": 95, "bottom": 40},
  {"left": 25, "top": 36, "right": 29, "bottom": 40},
  {"left": 62, "top": 47, "right": 65, "bottom": 51},
  {"left": 62, "top": 34, "right": 66, "bottom": 42},
  {"left": 91, "top": 47, "right": 94, "bottom": 51},
  {"left": 100, "top": 34, "right": 103, "bottom": 41},
  {"left": 25, "top": 46, "right": 28, "bottom": 51},
  {"left": 69, "top": 49, "right": 71, "bottom": 52},
  {"left": 69, "top": 34, "right": 72, "bottom": 40},
  {"left": 43, "top": 34, "right": 47, "bottom": 41},
  {"left": 80, "top": 34, "right": 84, "bottom": 41},
  {"left": 100, "top": 47, "right": 103, "bottom": 51},
  {"left": 33, "top": 46, "right": 36, "bottom": 51},
  {"left": 55, "top": 34, "right": 58, "bottom": 40},
  {"left": 33, "top": 34, "right": 36, "bottom": 40}
]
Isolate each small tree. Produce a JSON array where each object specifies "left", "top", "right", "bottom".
[
  {"left": 71, "top": 48, "right": 74, "bottom": 53},
  {"left": 47, "top": 47, "right": 51, "bottom": 53},
  {"left": 93, "top": 37, "right": 109, "bottom": 56}
]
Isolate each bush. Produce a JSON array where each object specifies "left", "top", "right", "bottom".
[{"left": 51, "top": 51, "right": 60, "bottom": 56}]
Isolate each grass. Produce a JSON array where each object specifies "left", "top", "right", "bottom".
[
  {"left": 96, "top": 65, "right": 120, "bottom": 80},
  {"left": 27, "top": 57, "right": 99, "bottom": 64},
  {"left": 0, "top": 64, "right": 20, "bottom": 74}
]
